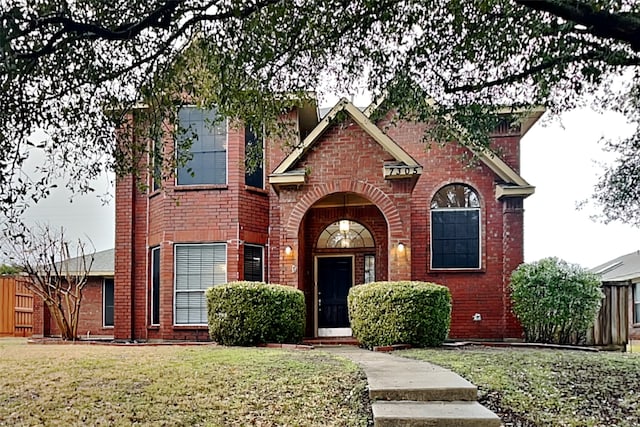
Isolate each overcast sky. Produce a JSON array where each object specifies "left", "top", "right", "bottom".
[
  {"left": 19, "top": 104, "right": 640, "bottom": 269},
  {"left": 521, "top": 108, "right": 640, "bottom": 268}
]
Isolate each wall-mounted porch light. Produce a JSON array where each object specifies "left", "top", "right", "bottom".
[
  {"left": 397, "top": 242, "right": 406, "bottom": 253},
  {"left": 284, "top": 245, "right": 293, "bottom": 256}
]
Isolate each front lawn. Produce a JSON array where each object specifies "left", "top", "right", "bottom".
[
  {"left": 0, "top": 339, "right": 370, "bottom": 426},
  {"left": 402, "top": 346, "right": 640, "bottom": 426}
]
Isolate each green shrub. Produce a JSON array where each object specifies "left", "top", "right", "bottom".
[
  {"left": 510, "top": 257, "right": 603, "bottom": 345},
  {"left": 348, "top": 281, "right": 451, "bottom": 348},
  {"left": 206, "top": 281, "right": 305, "bottom": 346}
]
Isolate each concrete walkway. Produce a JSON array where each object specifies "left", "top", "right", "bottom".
[{"left": 323, "top": 346, "right": 501, "bottom": 427}]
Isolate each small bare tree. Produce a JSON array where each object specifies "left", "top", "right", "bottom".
[{"left": 2, "top": 224, "right": 94, "bottom": 341}]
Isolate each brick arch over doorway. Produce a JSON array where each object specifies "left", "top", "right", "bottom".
[{"left": 285, "top": 180, "right": 404, "bottom": 240}]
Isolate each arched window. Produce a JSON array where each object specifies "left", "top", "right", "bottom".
[
  {"left": 430, "top": 184, "right": 481, "bottom": 269},
  {"left": 317, "top": 220, "right": 375, "bottom": 249}
]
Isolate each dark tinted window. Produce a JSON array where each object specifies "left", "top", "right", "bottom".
[
  {"left": 245, "top": 126, "right": 264, "bottom": 188},
  {"left": 151, "top": 138, "right": 162, "bottom": 191},
  {"left": 151, "top": 247, "right": 160, "bottom": 325},
  {"left": 103, "top": 278, "right": 114, "bottom": 327},
  {"left": 431, "top": 210, "right": 480, "bottom": 268},
  {"left": 244, "top": 245, "right": 263, "bottom": 282},
  {"left": 431, "top": 184, "right": 481, "bottom": 269}
]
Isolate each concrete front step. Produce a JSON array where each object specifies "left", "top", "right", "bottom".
[
  {"left": 368, "top": 369, "right": 478, "bottom": 402},
  {"left": 372, "top": 401, "right": 502, "bottom": 427}
]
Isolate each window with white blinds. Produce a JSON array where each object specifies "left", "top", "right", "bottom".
[{"left": 174, "top": 244, "right": 226, "bottom": 325}]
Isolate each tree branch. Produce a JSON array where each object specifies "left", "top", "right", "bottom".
[
  {"left": 516, "top": 0, "right": 640, "bottom": 52},
  {"left": 443, "top": 49, "right": 639, "bottom": 94},
  {"left": 16, "top": 0, "right": 283, "bottom": 61},
  {"left": 21, "top": 1, "right": 184, "bottom": 41}
]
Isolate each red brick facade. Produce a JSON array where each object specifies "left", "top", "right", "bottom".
[{"left": 113, "top": 98, "right": 536, "bottom": 342}]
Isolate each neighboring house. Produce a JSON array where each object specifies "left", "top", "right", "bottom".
[
  {"left": 589, "top": 251, "right": 640, "bottom": 348},
  {"left": 32, "top": 248, "right": 115, "bottom": 339},
  {"left": 114, "top": 96, "right": 542, "bottom": 342}
]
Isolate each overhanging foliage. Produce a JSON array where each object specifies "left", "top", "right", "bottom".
[{"left": 0, "top": 1, "right": 638, "bottom": 223}]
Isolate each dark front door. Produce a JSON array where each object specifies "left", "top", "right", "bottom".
[{"left": 317, "top": 257, "right": 353, "bottom": 329}]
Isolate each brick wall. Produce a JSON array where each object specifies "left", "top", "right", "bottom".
[
  {"left": 266, "top": 114, "right": 526, "bottom": 340},
  {"left": 114, "top": 105, "right": 528, "bottom": 341},
  {"left": 117, "top": 119, "right": 270, "bottom": 341},
  {"left": 32, "top": 277, "right": 113, "bottom": 338}
]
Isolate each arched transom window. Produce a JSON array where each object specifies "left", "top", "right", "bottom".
[
  {"left": 431, "top": 184, "right": 481, "bottom": 269},
  {"left": 317, "top": 220, "right": 375, "bottom": 249}
]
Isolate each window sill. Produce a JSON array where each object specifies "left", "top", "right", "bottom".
[
  {"left": 173, "top": 325, "right": 208, "bottom": 330},
  {"left": 148, "top": 325, "right": 160, "bottom": 330},
  {"left": 102, "top": 326, "right": 114, "bottom": 329},
  {"left": 632, "top": 323, "right": 640, "bottom": 329},
  {"left": 245, "top": 185, "right": 268, "bottom": 195},
  {"left": 429, "top": 267, "right": 485, "bottom": 273},
  {"left": 175, "top": 184, "right": 228, "bottom": 192}
]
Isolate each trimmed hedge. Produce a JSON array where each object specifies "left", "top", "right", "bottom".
[
  {"left": 206, "top": 281, "right": 305, "bottom": 346},
  {"left": 348, "top": 281, "right": 451, "bottom": 348}
]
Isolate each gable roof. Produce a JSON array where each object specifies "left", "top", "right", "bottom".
[
  {"left": 363, "top": 96, "right": 538, "bottom": 199},
  {"left": 270, "top": 96, "right": 537, "bottom": 199},
  {"left": 590, "top": 250, "right": 640, "bottom": 283},
  {"left": 271, "top": 97, "right": 421, "bottom": 177},
  {"left": 363, "top": 94, "right": 545, "bottom": 137}
]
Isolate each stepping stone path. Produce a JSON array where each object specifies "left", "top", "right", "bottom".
[{"left": 323, "top": 346, "right": 501, "bottom": 427}]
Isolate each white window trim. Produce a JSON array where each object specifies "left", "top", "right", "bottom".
[
  {"left": 429, "top": 207, "right": 482, "bottom": 271},
  {"left": 175, "top": 106, "right": 229, "bottom": 187},
  {"left": 173, "top": 243, "right": 227, "bottom": 326},
  {"left": 244, "top": 244, "right": 265, "bottom": 282},
  {"left": 150, "top": 246, "right": 160, "bottom": 326},
  {"left": 103, "top": 277, "right": 115, "bottom": 328}
]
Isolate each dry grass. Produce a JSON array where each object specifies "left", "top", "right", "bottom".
[
  {"left": 403, "top": 346, "right": 640, "bottom": 427},
  {"left": 0, "top": 339, "right": 370, "bottom": 426}
]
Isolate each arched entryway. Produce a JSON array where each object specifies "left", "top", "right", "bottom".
[{"left": 299, "top": 192, "right": 388, "bottom": 337}]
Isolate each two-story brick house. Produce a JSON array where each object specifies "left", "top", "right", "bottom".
[{"left": 112, "top": 95, "right": 541, "bottom": 342}]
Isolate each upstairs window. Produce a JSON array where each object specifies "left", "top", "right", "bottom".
[
  {"left": 176, "top": 107, "right": 227, "bottom": 185},
  {"left": 150, "top": 138, "right": 162, "bottom": 191},
  {"left": 245, "top": 126, "right": 264, "bottom": 189},
  {"left": 430, "top": 184, "right": 481, "bottom": 269}
]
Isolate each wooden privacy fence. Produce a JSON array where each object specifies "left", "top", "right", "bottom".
[
  {"left": 0, "top": 276, "right": 33, "bottom": 337},
  {"left": 587, "top": 282, "right": 629, "bottom": 348}
]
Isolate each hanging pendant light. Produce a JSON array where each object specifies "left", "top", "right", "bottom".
[{"left": 339, "top": 219, "right": 350, "bottom": 234}]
